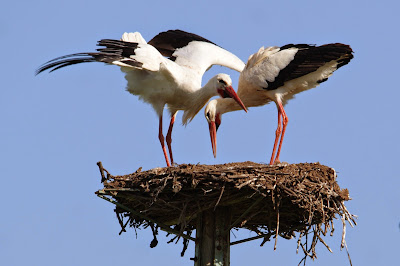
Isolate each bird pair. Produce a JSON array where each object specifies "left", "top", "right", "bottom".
[{"left": 36, "top": 30, "right": 353, "bottom": 166}]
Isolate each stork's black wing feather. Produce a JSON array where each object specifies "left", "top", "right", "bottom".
[
  {"left": 148, "top": 29, "right": 217, "bottom": 60},
  {"left": 36, "top": 40, "right": 142, "bottom": 75},
  {"left": 265, "top": 43, "right": 353, "bottom": 91}
]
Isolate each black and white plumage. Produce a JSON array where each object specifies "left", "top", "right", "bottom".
[
  {"left": 204, "top": 43, "right": 353, "bottom": 164},
  {"left": 36, "top": 30, "right": 247, "bottom": 167}
]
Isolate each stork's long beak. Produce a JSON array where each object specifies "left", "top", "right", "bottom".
[
  {"left": 224, "top": 86, "right": 247, "bottom": 112},
  {"left": 208, "top": 121, "right": 217, "bottom": 158}
]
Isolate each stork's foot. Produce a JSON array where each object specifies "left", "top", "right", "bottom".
[
  {"left": 269, "top": 158, "right": 280, "bottom": 165},
  {"left": 270, "top": 159, "right": 290, "bottom": 166}
]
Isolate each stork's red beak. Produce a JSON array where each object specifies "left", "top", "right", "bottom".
[
  {"left": 223, "top": 86, "right": 247, "bottom": 112},
  {"left": 208, "top": 121, "right": 217, "bottom": 158}
]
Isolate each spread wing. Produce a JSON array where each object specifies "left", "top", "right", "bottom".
[{"left": 148, "top": 29, "right": 245, "bottom": 75}]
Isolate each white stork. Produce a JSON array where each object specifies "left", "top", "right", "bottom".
[
  {"left": 36, "top": 30, "right": 247, "bottom": 167},
  {"left": 205, "top": 43, "right": 353, "bottom": 164}
]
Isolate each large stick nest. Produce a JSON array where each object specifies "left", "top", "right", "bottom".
[{"left": 96, "top": 161, "right": 356, "bottom": 263}]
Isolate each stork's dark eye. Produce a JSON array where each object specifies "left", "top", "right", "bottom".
[
  {"left": 218, "top": 79, "right": 227, "bottom": 85},
  {"left": 206, "top": 112, "right": 210, "bottom": 120}
]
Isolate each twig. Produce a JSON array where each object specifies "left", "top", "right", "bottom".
[
  {"left": 316, "top": 231, "right": 332, "bottom": 253},
  {"left": 97, "top": 161, "right": 107, "bottom": 182},
  {"left": 230, "top": 232, "right": 273, "bottom": 246},
  {"left": 340, "top": 214, "right": 346, "bottom": 250},
  {"left": 236, "top": 178, "right": 257, "bottom": 189},
  {"left": 116, "top": 211, "right": 130, "bottom": 235},
  {"left": 149, "top": 223, "right": 158, "bottom": 248},
  {"left": 214, "top": 184, "right": 225, "bottom": 210},
  {"left": 343, "top": 239, "right": 353, "bottom": 266},
  {"left": 274, "top": 197, "right": 280, "bottom": 250},
  {"left": 296, "top": 231, "right": 305, "bottom": 254}
]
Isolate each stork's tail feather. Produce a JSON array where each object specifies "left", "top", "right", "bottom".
[
  {"left": 36, "top": 39, "right": 143, "bottom": 75},
  {"left": 121, "top": 32, "right": 146, "bottom": 44}
]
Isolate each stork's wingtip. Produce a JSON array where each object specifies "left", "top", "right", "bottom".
[{"left": 34, "top": 68, "right": 44, "bottom": 76}]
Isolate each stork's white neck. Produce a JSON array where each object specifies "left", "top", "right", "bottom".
[
  {"left": 175, "top": 42, "right": 245, "bottom": 76},
  {"left": 181, "top": 78, "right": 220, "bottom": 125},
  {"left": 209, "top": 44, "right": 245, "bottom": 72},
  {"left": 213, "top": 91, "right": 272, "bottom": 116},
  {"left": 214, "top": 97, "right": 244, "bottom": 115}
]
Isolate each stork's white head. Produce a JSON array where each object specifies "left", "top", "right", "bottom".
[
  {"left": 204, "top": 75, "right": 247, "bottom": 158},
  {"left": 204, "top": 99, "right": 222, "bottom": 158},
  {"left": 213, "top": 74, "right": 247, "bottom": 112},
  {"left": 204, "top": 99, "right": 220, "bottom": 124},
  {"left": 214, "top": 73, "right": 232, "bottom": 95}
]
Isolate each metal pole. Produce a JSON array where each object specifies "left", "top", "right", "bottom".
[
  {"left": 194, "top": 207, "right": 231, "bottom": 266},
  {"left": 214, "top": 207, "right": 231, "bottom": 266}
]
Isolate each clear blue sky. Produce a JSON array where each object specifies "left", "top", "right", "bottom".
[{"left": 1, "top": 0, "right": 399, "bottom": 265}]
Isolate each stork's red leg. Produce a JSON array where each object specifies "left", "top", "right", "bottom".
[
  {"left": 166, "top": 113, "right": 177, "bottom": 165},
  {"left": 274, "top": 102, "right": 289, "bottom": 164},
  {"left": 158, "top": 115, "right": 171, "bottom": 167},
  {"left": 269, "top": 106, "right": 283, "bottom": 165}
]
